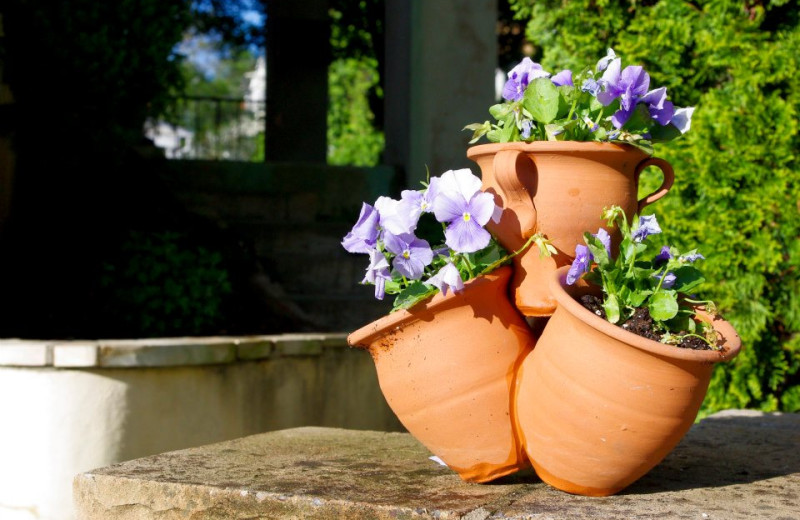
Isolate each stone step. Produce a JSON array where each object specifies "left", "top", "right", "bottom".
[{"left": 73, "top": 410, "right": 800, "bottom": 519}]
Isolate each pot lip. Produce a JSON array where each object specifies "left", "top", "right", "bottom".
[
  {"left": 466, "top": 140, "right": 648, "bottom": 158},
  {"left": 549, "top": 266, "right": 742, "bottom": 363},
  {"left": 347, "top": 266, "right": 512, "bottom": 349}
]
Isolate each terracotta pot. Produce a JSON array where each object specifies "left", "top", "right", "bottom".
[
  {"left": 348, "top": 266, "right": 534, "bottom": 483},
  {"left": 467, "top": 142, "right": 674, "bottom": 317},
  {"left": 514, "top": 266, "right": 742, "bottom": 496}
]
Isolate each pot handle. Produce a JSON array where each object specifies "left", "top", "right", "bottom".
[
  {"left": 635, "top": 157, "right": 675, "bottom": 212},
  {"left": 493, "top": 149, "right": 537, "bottom": 238}
]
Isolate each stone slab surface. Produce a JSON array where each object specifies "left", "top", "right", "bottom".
[{"left": 73, "top": 410, "right": 799, "bottom": 519}]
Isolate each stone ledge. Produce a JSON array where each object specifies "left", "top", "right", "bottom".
[
  {"left": 74, "top": 410, "right": 800, "bottom": 519},
  {"left": 0, "top": 333, "right": 349, "bottom": 368}
]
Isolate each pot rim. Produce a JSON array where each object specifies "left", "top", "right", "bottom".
[
  {"left": 549, "top": 266, "right": 742, "bottom": 363},
  {"left": 347, "top": 266, "right": 512, "bottom": 349},
  {"left": 466, "top": 140, "right": 649, "bottom": 159}
]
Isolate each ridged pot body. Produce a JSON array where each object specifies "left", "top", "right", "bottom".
[
  {"left": 467, "top": 142, "right": 674, "bottom": 317},
  {"left": 514, "top": 266, "right": 742, "bottom": 496},
  {"left": 348, "top": 267, "right": 535, "bottom": 483}
]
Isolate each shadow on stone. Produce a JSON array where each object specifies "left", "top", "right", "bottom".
[{"left": 625, "top": 410, "right": 800, "bottom": 495}]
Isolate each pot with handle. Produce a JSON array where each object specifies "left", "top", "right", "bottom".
[{"left": 467, "top": 141, "right": 674, "bottom": 317}]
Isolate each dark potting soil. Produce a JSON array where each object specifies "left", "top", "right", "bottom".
[{"left": 579, "top": 295, "right": 712, "bottom": 350}]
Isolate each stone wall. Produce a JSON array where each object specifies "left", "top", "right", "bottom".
[
  {"left": 0, "top": 335, "right": 402, "bottom": 520},
  {"left": 157, "top": 160, "right": 400, "bottom": 333}
]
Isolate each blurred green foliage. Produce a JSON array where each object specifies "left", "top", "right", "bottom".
[
  {"left": 509, "top": 0, "right": 800, "bottom": 412},
  {"left": 327, "top": 1, "right": 385, "bottom": 166},
  {"left": 100, "top": 231, "right": 233, "bottom": 337}
]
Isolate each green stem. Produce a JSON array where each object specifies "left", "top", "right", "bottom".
[
  {"left": 566, "top": 93, "right": 579, "bottom": 121},
  {"left": 478, "top": 234, "right": 538, "bottom": 277}
]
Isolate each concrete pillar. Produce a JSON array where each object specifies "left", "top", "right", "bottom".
[
  {"left": 384, "top": 0, "right": 497, "bottom": 187},
  {"left": 265, "top": 0, "right": 329, "bottom": 162}
]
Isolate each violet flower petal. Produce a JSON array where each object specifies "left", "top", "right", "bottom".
[
  {"left": 362, "top": 249, "right": 391, "bottom": 300},
  {"left": 653, "top": 271, "right": 677, "bottom": 289},
  {"left": 596, "top": 48, "right": 617, "bottom": 72},
  {"left": 438, "top": 168, "right": 483, "bottom": 202},
  {"left": 655, "top": 245, "right": 673, "bottom": 264},
  {"left": 551, "top": 69, "right": 573, "bottom": 87},
  {"left": 680, "top": 252, "right": 705, "bottom": 263},
  {"left": 384, "top": 233, "right": 433, "bottom": 280},
  {"left": 566, "top": 244, "right": 592, "bottom": 285},
  {"left": 632, "top": 214, "right": 662, "bottom": 242},
  {"left": 671, "top": 107, "right": 695, "bottom": 134},
  {"left": 444, "top": 218, "right": 491, "bottom": 254},
  {"left": 593, "top": 228, "right": 611, "bottom": 257},
  {"left": 342, "top": 202, "right": 380, "bottom": 254},
  {"left": 427, "top": 262, "right": 464, "bottom": 296}
]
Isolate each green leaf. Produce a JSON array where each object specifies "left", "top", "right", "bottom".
[
  {"left": 649, "top": 122, "right": 682, "bottom": 143},
  {"left": 628, "top": 289, "right": 653, "bottom": 308},
  {"left": 545, "top": 123, "right": 566, "bottom": 141},
  {"left": 584, "top": 232, "right": 611, "bottom": 266},
  {"left": 603, "top": 294, "right": 621, "bottom": 324},
  {"left": 672, "top": 265, "right": 706, "bottom": 294},
  {"left": 557, "top": 85, "right": 577, "bottom": 118},
  {"left": 522, "top": 77, "right": 560, "bottom": 123},
  {"left": 392, "top": 282, "right": 437, "bottom": 311},
  {"left": 622, "top": 104, "right": 652, "bottom": 133},
  {"left": 649, "top": 290, "right": 679, "bottom": 321},
  {"left": 489, "top": 103, "right": 513, "bottom": 120}
]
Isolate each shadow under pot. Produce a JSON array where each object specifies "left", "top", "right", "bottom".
[
  {"left": 514, "top": 265, "right": 742, "bottom": 496},
  {"left": 348, "top": 266, "right": 535, "bottom": 483}
]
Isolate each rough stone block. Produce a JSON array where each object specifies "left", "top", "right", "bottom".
[{"left": 74, "top": 411, "right": 800, "bottom": 519}]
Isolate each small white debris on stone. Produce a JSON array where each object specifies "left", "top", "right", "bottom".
[{"left": 429, "top": 455, "right": 448, "bottom": 467}]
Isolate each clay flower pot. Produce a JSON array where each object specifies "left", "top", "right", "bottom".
[
  {"left": 467, "top": 142, "right": 674, "bottom": 317},
  {"left": 514, "top": 266, "right": 742, "bottom": 496},
  {"left": 348, "top": 266, "right": 534, "bottom": 483}
]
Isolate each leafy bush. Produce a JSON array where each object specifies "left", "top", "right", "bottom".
[
  {"left": 509, "top": 0, "right": 800, "bottom": 413},
  {"left": 100, "top": 231, "right": 233, "bottom": 337}
]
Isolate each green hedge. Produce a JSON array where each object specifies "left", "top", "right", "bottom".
[{"left": 509, "top": 0, "right": 800, "bottom": 413}]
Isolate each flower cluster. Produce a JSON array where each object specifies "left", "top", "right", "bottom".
[
  {"left": 465, "top": 49, "right": 694, "bottom": 154},
  {"left": 567, "top": 206, "right": 717, "bottom": 347},
  {"left": 342, "top": 168, "right": 546, "bottom": 311}
]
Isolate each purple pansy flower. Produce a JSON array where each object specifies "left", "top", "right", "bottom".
[
  {"left": 383, "top": 232, "right": 433, "bottom": 280},
  {"left": 567, "top": 244, "right": 592, "bottom": 285},
  {"left": 551, "top": 69, "right": 573, "bottom": 87},
  {"left": 362, "top": 249, "right": 391, "bottom": 300},
  {"left": 653, "top": 271, "right": 677, "bottom": 289},
  {"left": 594, "top": 228, "right": 611, "bottom": 257},
  {"left": 502, "top": 58, "right": 551, "bottom": 102},
  {"left": 433, "top": 169, "right": 499, "bottom": 254},
  {"left": 632, "top": 214, "right": 662, "bottom": 242},
  {"left": 581, "top": 78, "right": 601, "bottom": 96},
  {"left": 342, "top": 202, "right": 380, "bottom": 254},
  {"left": 680, "top": 252, "right": 705, "bottom": 263},
  {"left": 583, "top": 116, "right": 599, "bottom": 132},
  {"left": 427, "top": 262, "right": 464, "bottom": 296},
  {"left": 641, "top": 87, "right": 674, "bottom": 126},
  {"left": 375, "top": 195, "right": 418, "bottom": 236},
  {"left": 596, "top": 48, "right": 617, "bottom": 72},
  {"left": 521, "top": 120, "right": 533, "bottom": 139},
  {"left": 671, "top": 107, "right": 695, "bottom": 134},
  {"left": 655, "top": 245, "right": 673, "bottom": 264},
  {"left": 597, "top": 59, "right": 651, "bottom": 128}
]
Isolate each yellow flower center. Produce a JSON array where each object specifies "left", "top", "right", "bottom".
[
  {"left": 463, "top": 212, "right": 472, "bottom": 222},
  {"left": 403, "top": 250, "right": 410, "bottom": 259}
]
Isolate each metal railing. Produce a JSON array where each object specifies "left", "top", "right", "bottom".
[{"left": 146, "top": 95, "right": 265, "bottom": 161}]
